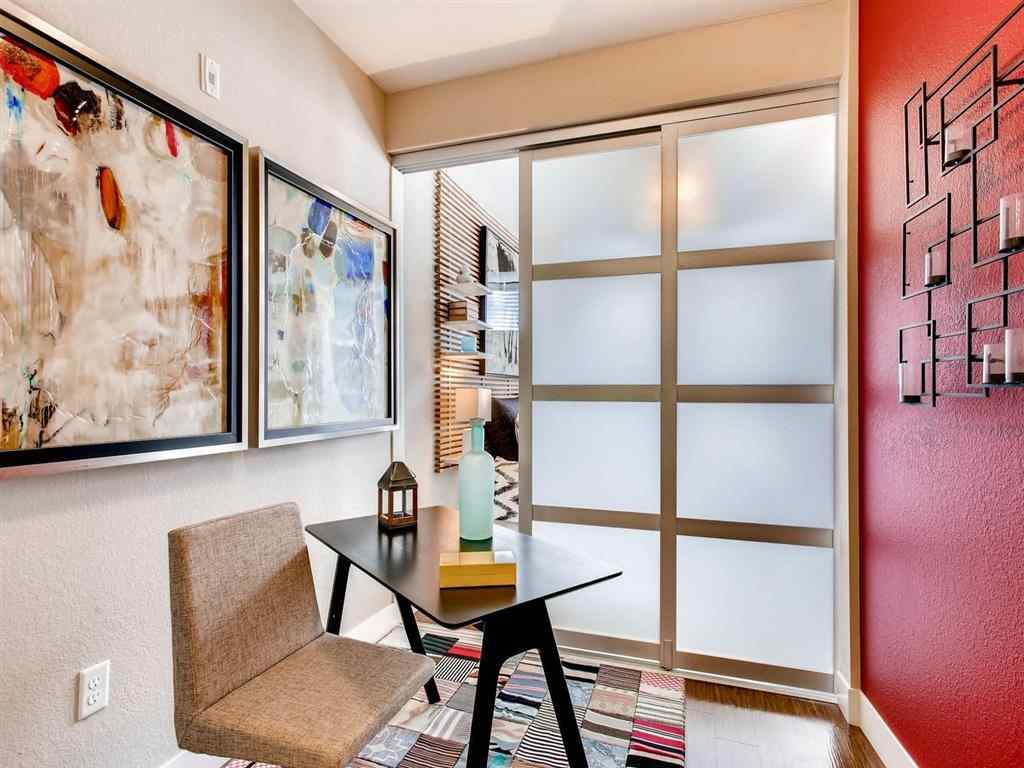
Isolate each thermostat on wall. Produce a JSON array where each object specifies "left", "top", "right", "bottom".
[{"left": 200, "top": 54, "right": 221, "bottom": 100}]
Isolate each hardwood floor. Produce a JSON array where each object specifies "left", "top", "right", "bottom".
[{"left": 685, "top": 680, "right": 885, "bottom": 768}]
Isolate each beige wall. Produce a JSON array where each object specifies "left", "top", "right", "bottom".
[
  {"left": 386, "top": 0, "right": 847, "bottom": 152},
  {"left": 0, "top": 2, "right": 395, "bottom": 767}
]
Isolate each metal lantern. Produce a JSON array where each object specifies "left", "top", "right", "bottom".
[{"left": 377, "top": 461, "right": 419, "bottom": 531}]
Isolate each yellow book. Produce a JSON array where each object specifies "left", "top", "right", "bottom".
[{"left": 439, "top": 549, "right": 517, "bottom": 589}]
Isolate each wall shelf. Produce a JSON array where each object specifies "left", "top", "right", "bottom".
[
  {"left": 449, "top": 281, "right": 492, "bottom": 298},
  {"left": 441, "top": 351, "right": 492, "bottom": 361},
  {"left": 443, "top": 319, "right": 494, "bottom": 333}
]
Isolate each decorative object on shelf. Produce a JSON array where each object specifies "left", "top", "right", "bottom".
[
  {"left": 456, "top": 387, "right": 494, "bottom": 541},
  {"left": 924, "top": 247, "right": 946, "bottom": 287},
  {"left": 0, "top": 11, "right": 246, "bottom": 478},
  {"left": 1005, "top": 328, "right": 1024, "bottom": 383},
  {"left": 898, "top": 3, "right": 1024, "bottom": 404},
  {"left": 982, "top": 344, "right": 1005, "bottom": 385},
  {"left": 252, "top": 151, "right": 397, "bottom": 447},
  {"left": 439, "top": 548, "right": 517, "bottom": 588},
  {"left": 898, "top": 362, "right": 922, "bottom": 404},
  {"left": 943, "top": 124, "right": 970, "bottom": 168},
  {"left": 377, "top": 461, "right": 418, "bottom": 531},
  {"left": 479, "top": 226, "right": 520, "bottom": 376},
  {"left": 998, "top": 193, "right": 1024, "bottom": 253},
  {"left": 433, "top": 171, "right": 518, "bottom": 473}
]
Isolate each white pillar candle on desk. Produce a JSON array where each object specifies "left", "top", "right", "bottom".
[
  {"left": 898, "top": 361, "right": 921, "bottom": 403},
  {"left": 983, "top": 343, "right": 1005, "bottom": 384},
  {"left": 999, "top": 193, "right": 1024, "bottom": 253},
  {"left": 1005, "top": 329, "right": 1024, "bottom": 383},
  {"left": 923, "top": 248, "right": 946, "bottom": 287},
  {"left": 944, "top": 124, "right": 970, "bottom": 167}
]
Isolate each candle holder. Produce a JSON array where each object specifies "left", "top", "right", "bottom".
[
  {"left": 1005, "top": 329, "right": 1024, "bottom": 384},
  {"left": 923, "top": 247, "right": 946, "bottom": 287},
  {"left": 982, "top": 343, "right": 1005, "bottom": 384},
  {"left": 943, "top": 124, "right": 970, "bottom": 168},
  {"left": 898, "top": 362, "right": 922, "bottom": 404},
  {"left": 999, "top": 193, "right": 1024, "bottom": 253}
]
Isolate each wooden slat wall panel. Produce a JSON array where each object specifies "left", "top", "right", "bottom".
[{"left": 435, "top": 171, "right": 519, "bottom": 472}]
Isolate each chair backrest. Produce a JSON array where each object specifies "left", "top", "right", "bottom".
[{"left": 168, "top": 503, "right": 323, "bottom": 737}]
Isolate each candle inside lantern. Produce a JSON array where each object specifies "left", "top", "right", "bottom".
[
  {"left": 983, "top": 343, "right": 1005, "bottom": 384},
  {"left": 999, "top": 193, "right": 1024, "bottom": 253},
  {"left": 1005, "top": 328, "right": 1024, "bottom": 383},
  {"left": 923, "top": 247, "right": 946, "bottom": 287},
  {"left": 943, "top": 124, "right": 970, "bottom": 167},
  {"left": 898, "top": 361, "right": 921, "bottom": 403}
]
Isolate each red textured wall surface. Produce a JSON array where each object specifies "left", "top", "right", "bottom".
[{"left": 860, "top": 1, "right": 1024, "bottom": 765}]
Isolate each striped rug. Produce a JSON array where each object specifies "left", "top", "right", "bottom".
[{"left": 223, "top": 616, "right": 685, "bottom": 768}]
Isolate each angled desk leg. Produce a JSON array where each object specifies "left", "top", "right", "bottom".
[
  {"left": 396, "top": 596, "right": 442, "bottom": 704},
  {"left": 465, "top": 601, "right": 588, "bottom": 768},
  {"left": 326, "top": 556, "right": 351, "bottom": 635}
]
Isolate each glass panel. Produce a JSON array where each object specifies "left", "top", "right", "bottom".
[
  {"left": 677, "top": 113, "right": 836, "bottom": 252},
  {"left": 535, "top": 521, "right": 659, "bottom": 642},
  {"left": 677, "top": 403, "right": 834, "bottom": 528},
  {"left": 533, "top": 401, "right": 659, "bottom": 514},
  {"left": 533, "top": 143, "right": 660, "bottom": 264},
  {"left": 677, "top": 537, "right": 834, "bottom": 673},
  {"left": 534, "top": 274, "right": 660, "bottom": 385},
  {"left": 678, "top": 260, "right": 834, "bottom": 385}
]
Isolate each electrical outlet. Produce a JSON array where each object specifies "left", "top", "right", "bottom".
[
  {"left": 200, "top": 54, "right": 221, "bottom": 100},
  {"left": 76, "top": 660, "right": 110, "bottom": 721}
]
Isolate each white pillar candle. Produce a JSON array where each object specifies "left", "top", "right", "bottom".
[
  {"left": 898, "top": 362, "right": 921, "bottom": 403},
  {"left": 923, "top": 248, "right": 946, "bottom": 287},
  {"left": 944, "top": 124, "right": 970, "bottom": 167},
  {"left": 999, "top": 193, "right": 1024, "bottom": 253},
  {"left": 1005, "top": 329, "right": 1024, "bottom": 383},
  {"left": 983, "top": 343, "right": 1005, "bottom": 384}
]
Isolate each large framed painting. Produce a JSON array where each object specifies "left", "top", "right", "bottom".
[
  {"left": 252, "top": 151, "right": 397, "bottom": 447},
  {"left": 0, "top": 6, "right": 247, "bottom": 477},
  {"left": 479, "top": 226, "right": 519, "bottom": 377}
]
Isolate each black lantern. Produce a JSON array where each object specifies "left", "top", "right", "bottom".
[{"left": 377, "top": 461, "right": 418, "bottom": 531}]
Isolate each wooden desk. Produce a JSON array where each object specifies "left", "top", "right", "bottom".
[{"left": 306, "top": 505, "right": 621, "bottom": 768}]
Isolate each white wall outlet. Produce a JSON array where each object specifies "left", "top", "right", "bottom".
[
  {"left": 76, "top": 660, "right": 110, "bottom": 721},
  {"left": 200, "top": 54, "right": 221, "bottom": 100}
]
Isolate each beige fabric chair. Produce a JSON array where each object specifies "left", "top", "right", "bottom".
[{"left": 168, "top": 503, "right": 434, "bottom": 768}]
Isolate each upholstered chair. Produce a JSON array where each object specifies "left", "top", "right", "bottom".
[{"left": 168, "top": 503, "right": 433, "bottom": 768}]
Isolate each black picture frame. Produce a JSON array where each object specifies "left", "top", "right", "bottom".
[
  {"left": 0, "top": 6, "right": 247, "bottom": 478},
  {"left": 478, "top": 226, "right": 519, "bottom": 377},
  {"left": 253, "top": 151, "right": 398, "bottom": 447}
]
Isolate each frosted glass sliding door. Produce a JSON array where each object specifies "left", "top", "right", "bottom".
[
  {"left": 672, "top": 102, "right": 837, "bottom": 685},
  {"left": 526, "top": 133, "right": 663, "bottom": 654}
]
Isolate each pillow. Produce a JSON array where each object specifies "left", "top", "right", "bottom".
[{"left": 485, "top": 397, "right": 519, "bottom": 461}]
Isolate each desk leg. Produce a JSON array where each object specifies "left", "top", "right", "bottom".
[
  {"left": 465, "top": 602, "right": 589, "bottom": 768},
  {"left": 396, "top": 596, "right": 441, "bottom": 704},
  {"left": 326, "top": 556, "right": 351, "bottom": 635}
]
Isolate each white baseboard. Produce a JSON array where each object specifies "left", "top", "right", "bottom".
[
  {"left": 855, "top": 691, "right": 919, "bottom": 768},
  {"left": 157, "top": 752, "right": 226, "bottom": 768},
  {"left": 834, "top": 670, "right": 860, "bottom": 724},
  {"left": 344, "top": 598, "right": 400, "bottom": 642}
]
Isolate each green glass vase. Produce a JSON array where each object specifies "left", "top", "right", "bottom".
[{"left": 458, "top": 420, "right": 495, "bottom": 541}]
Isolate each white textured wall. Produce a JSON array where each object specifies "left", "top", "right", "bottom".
[{"left": 0, "top": 2, "right": 394, "bottom": 767}]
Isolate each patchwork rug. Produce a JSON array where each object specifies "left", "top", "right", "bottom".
[{"left": 224, "top": 616, "right": 686, "bottom": 768}]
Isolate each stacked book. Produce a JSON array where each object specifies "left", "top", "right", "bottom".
[{"left": 447, "top": 300, "right": 479, "bottom": 322}]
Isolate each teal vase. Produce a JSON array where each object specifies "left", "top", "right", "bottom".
[{"left": 459, "top": 420, "right": 495, "bottom": 541}]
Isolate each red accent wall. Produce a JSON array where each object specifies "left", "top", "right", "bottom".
[{"left": 860, "top": 2, "right": 1024, "bottom": 765}]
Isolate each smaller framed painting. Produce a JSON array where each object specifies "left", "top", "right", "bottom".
[
  {"left": 251, "top": 150, "right": 398, "bottom": 447},
  {"left": 479, "top": 226, "right": 519, "bottom": 377}
]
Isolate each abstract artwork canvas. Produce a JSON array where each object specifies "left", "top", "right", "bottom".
[
  {"left": 255, "top": 154, "right": 395, "bottom": 446},
  {"left": 479, "top": 226, "right": 519, "bottom": 377},
  {"left": 0, "top": 12, "right": 244, "bottom": 476}
]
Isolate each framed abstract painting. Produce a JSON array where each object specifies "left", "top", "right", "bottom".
[
  {"left": 252, "top": 151, "right": 397, "bottom": 447},
  {"left": 0, "top": 5, "right": 247, "bottom": 478}
]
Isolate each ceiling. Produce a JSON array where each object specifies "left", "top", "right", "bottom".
[{"left": 293, "top": 0, "right": 822, "bottom": 93}]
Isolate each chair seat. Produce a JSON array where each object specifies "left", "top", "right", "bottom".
[{"left": 180, "top": 632, "right": 435, "bottom": 768}]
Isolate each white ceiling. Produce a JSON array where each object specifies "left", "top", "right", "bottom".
[{"left": 294, "top": 0, "right": 822, "bottom": 93}]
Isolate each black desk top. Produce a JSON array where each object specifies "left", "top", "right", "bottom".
[{"left": 306, "top": 506, "right": 621, "bottom": 629}]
